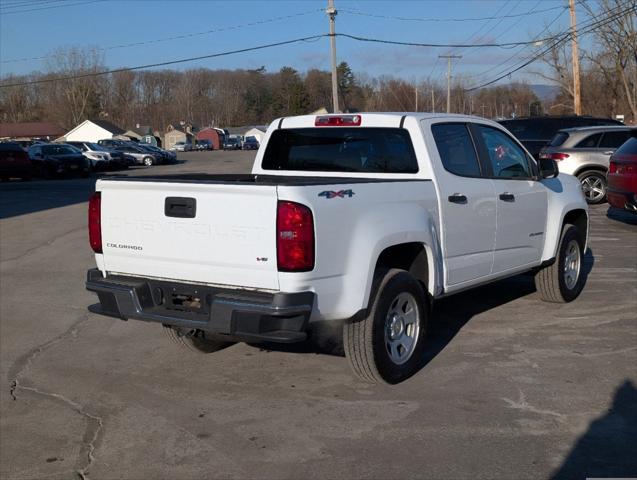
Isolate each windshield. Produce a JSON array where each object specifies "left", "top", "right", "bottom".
[
  {"left": 262, "top": 128, "right": 419, "bottom": 173},
  {"left": 42, "top": 145, "right": 79, "bottom": 155}
]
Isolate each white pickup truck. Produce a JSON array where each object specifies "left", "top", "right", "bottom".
[{"left": 86, "top": 113, "right": 588, "bottom": 384}]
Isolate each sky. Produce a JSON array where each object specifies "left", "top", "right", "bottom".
[{"left": 0, "top": 0, "right": 599, "bottom": 89}]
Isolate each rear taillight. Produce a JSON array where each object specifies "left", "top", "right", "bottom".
[
  {"left": 88, "top": 192, "right": 102, "bottom": 253},
  {"left": 609, "top": 161, "right": 617, "bottom": 174},
  {"left": 548, "top": 152, "right": 570, "bottom": 161},
  {"left": 277, "top": 201, "right": 314, "bottom": 272},
  {"left": 315, "top": 115, "right": 361, "bottom": 126}
]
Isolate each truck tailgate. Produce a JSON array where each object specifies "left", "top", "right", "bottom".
[{"left": 98, "top": 180, "right": 279, "bottom": 290}]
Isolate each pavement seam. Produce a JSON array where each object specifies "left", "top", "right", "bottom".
[
  {"left": 0, "top": 226, "right": 85, "bottom": 264},
  {"left": 7, "top": 313, "right": 104, "bottom": 479}
]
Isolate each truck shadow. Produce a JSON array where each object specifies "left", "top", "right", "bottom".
[
  {"left": 551, "top": 379, "right": 637, "bottom": 479},
  {"left": 257, "top": 248, "right": 596, "bottom": 380}
]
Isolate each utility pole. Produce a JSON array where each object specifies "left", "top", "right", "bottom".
[
  {"left": 431, "top": 88, "right": 435, "bottom": 113},
  {"left": 327, "top": 0, "right": 339, "bottom": 113},
  {"left": 569, "top": 0, "right": 582, "bottom": 115},
  {"left": 439, "top": 54, "right": 462, "bottom": 113},
  {"left": 415, "top": 85, "right": 419, "bottom": 111}
]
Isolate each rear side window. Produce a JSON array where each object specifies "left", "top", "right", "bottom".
[
  {"left": 262, "top": 128, "right": 418, "bottom": 173},
  {"left": 575, "top": 133, "right": 602, "bottom": 148},
  {"left": 431, "top": 124, "right": 481, "bottom": 177},
  {"left": 599, "top": 131, "right": 632, "bottom": 149},
  {"left": 549, "top": 132, "right": 569, "bottom": 147}
]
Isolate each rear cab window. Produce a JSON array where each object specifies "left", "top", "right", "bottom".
[{"left": 262, "top": 128, "right": 419, "bottom": 173}]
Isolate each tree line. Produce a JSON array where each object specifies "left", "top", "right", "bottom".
[{"left": 1, "top": 0, "right": 633, "bottom": 130}]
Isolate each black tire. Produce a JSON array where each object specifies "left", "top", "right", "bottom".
[
  {"left": 343, "top": 269, "right": 428, "bottom": 384},
  {"left": 162, "top": 325, "right": 234, "bottom": 353},
  {"left": 577, "top": 170, "right": 607, "bottom": 204},
  {"left": 535, "top": 224, "right": 585, "bottom": 303}
]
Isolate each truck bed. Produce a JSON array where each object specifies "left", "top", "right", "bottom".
[{"left": 103, "top": 174, "right": 424, "bottom": 186}]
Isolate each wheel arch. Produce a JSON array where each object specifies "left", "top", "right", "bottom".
[
  {"left": 573, "top": 164, "right": 608, "bottom": 177},
  {"left": 372, "top": 242, "right": 435, "bottom": 299}
]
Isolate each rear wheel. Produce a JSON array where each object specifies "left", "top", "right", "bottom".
[
  {"left": 577, "top": 170, "right": 607, "bottom": 204},
  {"left": 535, "top": 224, "right": 585, "bottom": 303},
  {"left": 163, "top": 325, "right": 235, "bottom": 353},
  {"left": 343, "top": 269, "right": 428, "bottom": 384}
]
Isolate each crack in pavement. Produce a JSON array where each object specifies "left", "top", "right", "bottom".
[
  {"left": 502, "top": 388, "right": 567, "bottom": 422},
  {"left": 7, "top": 313, "right": 104, "bottom": 479},
  {"left": 1, "top": 226, "right": 85, "bottom": 264}
]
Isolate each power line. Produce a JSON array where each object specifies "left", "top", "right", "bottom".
[
  {"left": 0, "top": 0, "right": 104, "bottom": 14},
  {"left": 1, "top": 8, "right": 324, "bottom": 64},
  {"left": 339, "top": 4, "right": 567, "bottom": 23},
  {"left": 464, "top": 1, "right": 637, "bottom": 91},
  {"left": 0, "top": 34, "right": 330, "bottom": 88}
]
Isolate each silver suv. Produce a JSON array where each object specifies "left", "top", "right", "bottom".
[{"left": 540, "top": 126, "right": 634, "bottom": 204}]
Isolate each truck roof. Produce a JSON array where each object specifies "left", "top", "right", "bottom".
[{"left": 274, "top": 112, "right": 497, "bottom": 130}]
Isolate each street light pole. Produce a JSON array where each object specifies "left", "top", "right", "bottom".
[{"left": 327, "top": 0, "right": 339, "bottom": 113}]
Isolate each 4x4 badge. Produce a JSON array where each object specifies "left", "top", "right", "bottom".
[{"left": 318, "top": 189, "right": 355, "bottom": 199}]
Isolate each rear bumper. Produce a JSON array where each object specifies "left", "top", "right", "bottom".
[
  {"left": 607, "top": 188, "right": 637, "bottom": 213},
  {"left": 85, "top": 269, "right": 314, "bottom": 343}
]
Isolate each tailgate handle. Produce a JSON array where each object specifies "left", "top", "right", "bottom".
[{"left": 165, "top": 197, "right": 196, "bottom": 218}]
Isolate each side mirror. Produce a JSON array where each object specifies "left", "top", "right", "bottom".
[{"left": 539, "top": 158, "right": 558, "bottom": 179}]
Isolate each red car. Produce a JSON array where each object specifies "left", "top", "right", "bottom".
[
  {"left": 607, "top": 135, "right": 637, "bottom": 213},
  {"left": 0, "top": 142, "right": 32, "bottom": 181}
]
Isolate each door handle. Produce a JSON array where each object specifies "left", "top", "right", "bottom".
[
  {"left": 165, "top": 197, "right": 196, "bottom": 218},
  {"left": 448, "top": 193, "right": 468, "bottom": 204},
  {"left": 603, "top": 151, "right": 614, "bottom": 155},
  {"left": 499, "top": 192, "right": 515, "bottom": 202}
]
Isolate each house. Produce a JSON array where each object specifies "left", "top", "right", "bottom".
[
  {"left": 195, "top": 127, "right": 223, "bottom": 150},
  {"left": 164, "top": 122, "right": 195, "bottom": 150},
  {"left": 123, "top": 125, "right": 162, "bottom": 146},
  {"left": 224, "top": 125, "right": 268, "bottom": 143},
  {"left": 64, "top": 119, "right": 126, "bottom": 143},
  {"left": 243, "top": 126, "right": 267, "bottom": 144},
  {"left": 0, "top": 122, "right": 65, "bottom": 140}
]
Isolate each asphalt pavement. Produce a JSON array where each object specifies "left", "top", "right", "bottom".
[{"left": 1, "top": 150, "right": 636, "bottom": 480}]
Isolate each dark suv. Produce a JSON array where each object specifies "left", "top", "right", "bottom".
[{"left": 499, "top": 116, "right": 624, "bottom": 158}]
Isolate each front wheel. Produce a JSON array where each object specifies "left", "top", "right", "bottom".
[
  {"left": 535, "top": 224, "right": 585, "bottom": 303},
  {"left": 343, "top": 269, "right": 428, "bottom": 384},
  {"left": 163, "top": 325, "right": 234, "bottom": 353},
  {"left": 143, "top": 156, "right": 154, "bottom": 166},
  {"left": 578, "top": 170, "right": 607, "bottom": 204}
]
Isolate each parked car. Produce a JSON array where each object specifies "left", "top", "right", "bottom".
[
  {"left": 539, "top": 126, "right": 635, "bottom": 204},
  {"left": 223, "top": 137, "right": 241, "bottom": 150},
  {"left": 86, "top": 113, "right": 589, "bottom": 384},
  {"left": 170, "top": 141, "right": 191, "bottom": 152},
  {"left": 499, "top": 116, "right": 624, "bottom": 159},
  {"left": 112, "top": 144, "right": 158, "bottom": 166},
  {"left": 66, "top": 141, "right": 121, "bottom": 170},
  {"left": 196, "top": 139, "right": 213, "bottom": 151},
  {"left": 97, "top": 139, "right": 129, "bottom": 150},
  {"left": 242, "top": 136, "right": 259, "bottom": 150},
  {"left": 607, "top": 134, "right": 637, "bottom": 214},
  {"left": 28, "top": 143, "right": 89, "bottom": 178},
  {"left": 0, "top": 142, "right": 32, "bottom": 181},
  {"left": 139, "top": 143, "right": 176, "bottom": 163}
]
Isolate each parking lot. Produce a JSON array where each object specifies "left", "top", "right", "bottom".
[{"left": 1, "top": 149, "right": 635, "bottom": 479}]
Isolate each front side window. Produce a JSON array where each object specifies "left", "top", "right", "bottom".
[
  {"left": 599, "top": 131, "right": 631, "bottom": 149},
  {"left": 431, "top": 123, "right": 481, "bottom": 177},
  {"left": 262, "top": 128, "right": 418, "bottom": 173},
  {"left": 476, "top": 125, "right": 532, "bottom": 179}
]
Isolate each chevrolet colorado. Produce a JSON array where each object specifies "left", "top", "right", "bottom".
[{"left": 86, "top": 113, "right": 589, "bottom": 384}]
